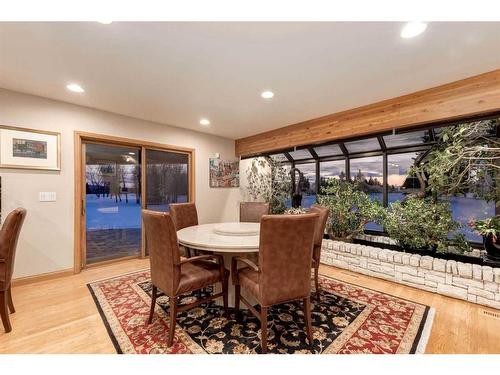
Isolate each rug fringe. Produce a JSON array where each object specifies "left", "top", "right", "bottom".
[
  {"left": 87, "top": 268, "right": 150, "bottom": 285},
  {"left": 415, "top": 307, "right": 435, "bottom": 354}
]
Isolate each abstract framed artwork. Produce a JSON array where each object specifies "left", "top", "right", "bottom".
[
  {"left": 209, "top": 158, "right": 239, "bottom": 187},
  {"left": 0, "top": 125, "right": 61, "bottom": 170}
]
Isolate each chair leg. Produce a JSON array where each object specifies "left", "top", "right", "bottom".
[
  {"left": 167, "top": 297, "right": 178, "bottom": 347},
  {"left": 303, "top": 297, "right": 313, "bottom": 345},
  {"left": 148, "top": 285, "right": 157, "bottom": 324},
  {"left": 222, "top": 278, "right": 228, "bottom": 313},
  {"left": 234, "top": 285, "right": 241, "bottom": 313},
  {"left": 260, "top": 307, "right": 268, "bottom": 354},
  {"left": 7, "top": 287, "right": 15, "bottom": 314},
  {"left": 314, "top": 265, "right": 320, "bottom": 300},
  {"left": 0, "top": 291, "right": 12, "bottom": 333}
]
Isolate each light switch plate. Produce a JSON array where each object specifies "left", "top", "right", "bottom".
[{"left": 39, "top": 192, "right": 56, "bottom": 202}]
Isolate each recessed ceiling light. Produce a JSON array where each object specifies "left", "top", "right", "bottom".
[
  {"left": 401, "top": 22, "right": 427, "bottom": 39},
  {"left": 66, "top": 83, "right": 85, "bottom": 93},
  {"left": 98, "top": 20, "right": 113, "bottom": 25},
  {"left": 261, "top": 91, "right": 274, "bottom": 99},
  {"left": 200, "top": 118, "right": 210, "bottom": 126},
  {"left": 128, "top": 152, "right": 135, "bottom": 155}
]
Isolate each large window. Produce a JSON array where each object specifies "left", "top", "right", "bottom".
[
  {"left": 262, "top": 120, "right": 497, "bottom": 244},
  {"left": 383, "top": 130, "right": 429, "bottom": 148},
  {"left": 288, "top": 149, "right": 312, "bottom": 161},
  {"left": 387, "top": 152, "right": 420, "bottom": 204},
  {"left": 295, "top": 162, "right": 316, "bottom": 208},
  {"left": 314, "top": 144, "right": 343, "bottom": 158},
  {"left": 320, "top": 160, "right": 346, "bottom": 190},
  {"left": 344, "top": 137, "right": 380, "bottom": 153},
  {"left": 446, "top": 196, "right": 496, "bottom": 243},
  {"left": 145, "top": 149, "right": 189, "bottom": 212},
  {"left": 350, "top": 156, "right": 383, "bottom": 203},
  {"left": 350, "top": 156, "right": 383, "bottom": 231}
]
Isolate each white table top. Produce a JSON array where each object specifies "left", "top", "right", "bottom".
[{"left": 177, "top": 222, "right": 260, "bottom": 253}]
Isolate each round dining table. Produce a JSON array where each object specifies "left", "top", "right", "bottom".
[{"left": 177, "top": 222, "right": 260, "bottom": 307}]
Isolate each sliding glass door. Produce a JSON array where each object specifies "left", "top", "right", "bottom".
[
  {"left": 144, "top": 149, "right": 190, "bottom": 211},
  {"left": 84, "top": 143, "right": 142, "bottom": 264},
  {"left": 78, "top": 136, "right": 193, "bottom": 268},
  {"left": 143, "top": 149, "right": 190, "bottom": 255}
]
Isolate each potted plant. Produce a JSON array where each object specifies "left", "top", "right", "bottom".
[
  {"left": 245, "top": 157, "right": 291, "bottom": 214},
  {"left": 469, "top": 216, "right": 500, "bottom": 260},
  {"left": 317, "top": 178, "right": 385, "bottom": 241},
  {"left": 384, "top": 196, "right": 471, "bottom": 254}
]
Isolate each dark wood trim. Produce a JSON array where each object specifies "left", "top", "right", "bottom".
[
  {"left": 382, "top": 153, "right": 388, "bottom": 207},
  {"left": 315, "top": 160, "right": 320, "bottom": 195},
  {"left": 339, "top": 143, "right": 349, "bottom": 157},
  {"left": 283, "top": 152, "right": 294, "bottom": 163}
]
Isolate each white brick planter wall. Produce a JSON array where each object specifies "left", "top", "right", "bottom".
[{"left": 320, "top": 239, "right": 500, "bottom": 310}]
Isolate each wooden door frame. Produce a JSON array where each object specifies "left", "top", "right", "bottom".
[{"left": 74, "top": 131, "right": 196, "bottom": 273}]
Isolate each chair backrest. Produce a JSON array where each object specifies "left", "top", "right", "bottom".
[
  {"left": 258, "top": 213, "right": 318, "bottom": 306},
  {"left": 169, "top": 203, "right": 198, "bottom": 231},
  {"left": 309, "top": 204, "right": 330, "bottom": 248},
  {"left": 240, "top": 202, "right": 270, "bottom": 223},
  {"left": 142, "top": 209, "right": 181, "bottom": 296},
  {"left": 0, "top": 208, "right": 27, "bottom": 290}
]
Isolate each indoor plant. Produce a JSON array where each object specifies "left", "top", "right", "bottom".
[
  {"left": 384, "top": 196, "right": 470, "bottom": 254},
  {"left": 469, "top": 216, "right": 500, "bottom": 259},
  {"left": 245, "top": 157, "right": 291, "bottom": 214},
  {"left": 317, "top": 178, "right": 385, "bottom": 241},
  {"left": 411, "top": 119, "right": 499, "bottom": 202}
]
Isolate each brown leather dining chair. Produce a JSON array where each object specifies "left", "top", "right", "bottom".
[
  {"left": 239, "top": 202, "right": 270, "bottom": 223},
  {"left": 142, "top": 209, "right": 228, "bottom": 347},
  {"left": 231, "top": 213, "right": 319, "bottom": 353},
  {"left": 169, "top": 202, "right": 199, "bottom": 257},
  {"left": 309, "top": 204, "right": 330, "bottom": 299},
  {"left": 0, "top": 208, "right": 27, "bottom": 333}
]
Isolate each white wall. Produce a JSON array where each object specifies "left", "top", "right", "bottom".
[{"left": 0, "top": 88, "right": 240, "bottom": 278}]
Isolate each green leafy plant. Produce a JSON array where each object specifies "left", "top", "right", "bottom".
[
  {"left": 411, "top": 119, "right": 499, "bottom": 204},
  {"left": 245, "top": 157, "right": 291, "bottom": 214},
  {"left": 384, "top": 197, "right": 470, "bottom": 254},
  {"left": 317, "top": 178, "right": 385, "bottom": 241},
  {"left": 469, "top": 216, "right": 500, "bottom": 242}
]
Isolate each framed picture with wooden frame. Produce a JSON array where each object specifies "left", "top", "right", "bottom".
[{"left": 0, "top": 125, "right": 61, "bottom": 171}]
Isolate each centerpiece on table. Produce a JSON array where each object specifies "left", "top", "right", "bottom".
[{"left": 284, "top": 207, "right": 307, "bottom": 215}]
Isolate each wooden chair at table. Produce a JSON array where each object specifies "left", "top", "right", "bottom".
[
  {"left": 169, "top": 202, "right": 198, "bottom": 258},
  {"left": 239, "top": 202, "right": 270, "bottom": 223},
  {"left": 231, "top": 213, "right": 319, "bottom": 353},
  {"left": 0, "top": 208, "right": 27, "bottom": 333},
  {"left": 142, "top": 209, "right": 228, "bottom": 347},
  {"left": 308, "top": 204, "right": 330, "bottom": 299}
]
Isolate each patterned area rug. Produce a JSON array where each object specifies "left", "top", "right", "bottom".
[{"left": 88, "top": 270, "right": 434, "bottom": 354}]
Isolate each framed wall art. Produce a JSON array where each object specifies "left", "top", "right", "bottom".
[
  {"left": 209, "top": 158, "right": 239, "bottom": 188},
  {"left": 0, "top": 125, "right": 61, "bottom": 171}
]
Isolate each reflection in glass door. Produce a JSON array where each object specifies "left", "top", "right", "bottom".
[
  {"left": 145, "top": 149, "right": 189, "bottom": 211},
  {"left": 144, "top": 149, "right": 190, "bottom": 256},
  {"left": 84, "top": 143, "right": 142, "bottom": 264}
]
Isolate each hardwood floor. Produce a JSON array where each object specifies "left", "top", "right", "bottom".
[{"left": 1, "top": 259, "right": 499, "bottom": 353}]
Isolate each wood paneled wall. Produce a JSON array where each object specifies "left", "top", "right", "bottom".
[{"left": 235, "top": 69, "right": 500, "bottom": 157}]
